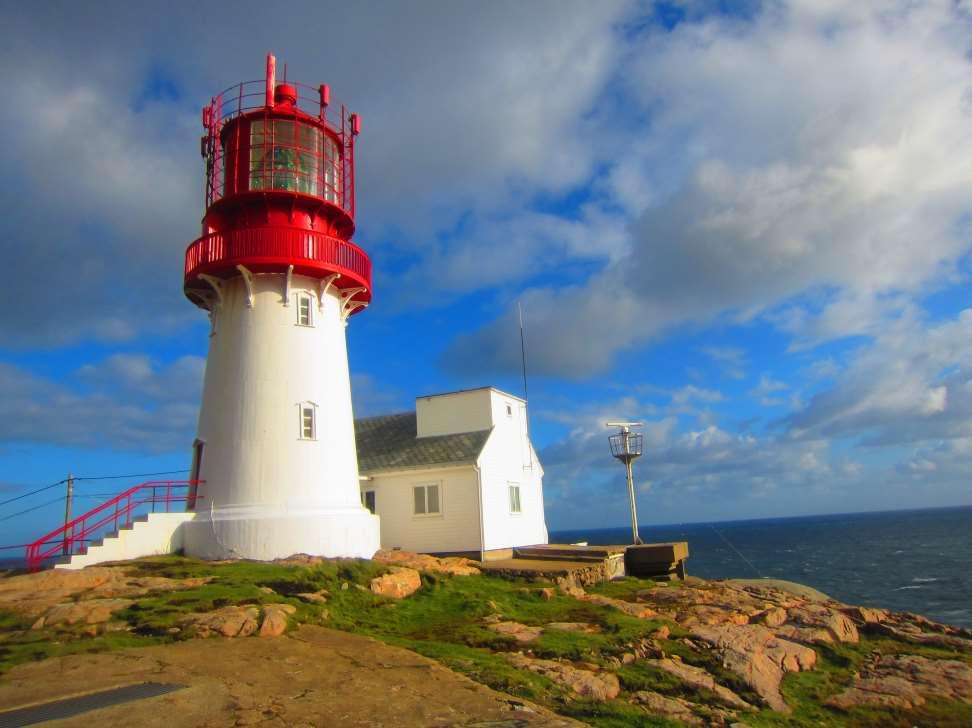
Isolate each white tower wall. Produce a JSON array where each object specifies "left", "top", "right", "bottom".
[{"left": 184, "top": 271, "right": 380, "bottom": 560}]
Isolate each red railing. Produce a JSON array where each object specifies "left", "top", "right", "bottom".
[
  {"left": 184, "top": 226, "right": 372, "bottom": 298},
  {"left": 24, "top": 480, "right": 203, "bottom": 572}
]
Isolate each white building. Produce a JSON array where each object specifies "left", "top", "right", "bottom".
[{"left": 355, "top": 387, "right": 549, "bottom": 558}]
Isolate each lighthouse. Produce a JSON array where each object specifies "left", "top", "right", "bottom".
[{"left": 182, "top": 54, "right": 380, "bottom": 560}]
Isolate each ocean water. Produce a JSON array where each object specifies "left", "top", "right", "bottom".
[{"left": 552, "top": 505, "right": 972, "bottom": 628}]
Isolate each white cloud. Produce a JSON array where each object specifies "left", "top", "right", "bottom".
[
  {"left": 0, "top": 356, "right": 203, "bottom": 452},
  {"left": 447, "top": 1, "right": 972, "bottom": 377},
  {"left": 784, "top": 308, "right": 972, "bottom": 446}
]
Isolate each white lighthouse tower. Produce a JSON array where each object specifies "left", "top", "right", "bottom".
[{"left": 181, "top": 54, "right": 380, "bottom": 560}]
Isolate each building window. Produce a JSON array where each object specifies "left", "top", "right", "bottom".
[
  {"left": 413, "top": 484, "right": 440, "bottom": 515},
  {"left": 297, "top": 293, "right": 314, "bottom": 326},
  {"left": 506, "top": 403, "right": 513, "bottom": 417},
  {"left": 299, "top": 402, "right": 317, "bottom": 440},
  {"left": 361, "top": 490, "right": 376, "bottom": 514},
  {"left": 508, "top": 483, "right": 522, "bottom": 514}
]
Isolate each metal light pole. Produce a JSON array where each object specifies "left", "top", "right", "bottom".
[{"left": 607, "top": 422, "right": 644, "bottom": 545}]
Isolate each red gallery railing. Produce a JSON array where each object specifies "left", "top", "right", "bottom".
[
  {"left": 24, "top": 480, "right": 203, "bottom": 572},
  {"left": 184, "top": 226, "right": 372, "bottom": 295}
]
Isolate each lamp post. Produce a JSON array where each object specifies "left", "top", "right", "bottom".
[{"left": 607, "top": 422, "right": 644, "bottom": 545}]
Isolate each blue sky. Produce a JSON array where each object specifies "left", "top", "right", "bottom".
[{"left": 1, "top": 0, "right": 971, "bottom": 546}]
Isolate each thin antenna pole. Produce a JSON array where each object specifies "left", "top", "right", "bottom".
[
  {"left": 517, "top": 301, "right": 534, "bottom": 471},
  {"left": 517, "top": 301, "right": 529, "bottom": 404}
]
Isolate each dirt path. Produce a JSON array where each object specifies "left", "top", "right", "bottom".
[{"left": 0, "top": 626, "right": 582, "bottom": 727}]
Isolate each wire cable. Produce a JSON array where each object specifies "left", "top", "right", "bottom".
[
  {"left": 0, "top": 479, "right": 67, "bottom": 509},
  {"left": 708, "top": 523, "right": 764, "bottom": 579},
  {"left": 0, "top": 495, "right": 65, "bottom": 523},
  {"left": 74, "top": 469, "right": 190, "bottom": 481}
]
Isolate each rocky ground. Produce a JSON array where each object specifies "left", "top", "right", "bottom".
[{"left": 0, "top": 552, "right": 970, "bottom": 727}]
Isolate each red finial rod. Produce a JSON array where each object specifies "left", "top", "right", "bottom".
[{"left": 265, "top": 52, "right": 276, "bottom": 108}]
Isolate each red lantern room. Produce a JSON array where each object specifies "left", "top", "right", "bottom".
[{"left": 183, "top": 53, "right": 370, "bottom": 313}]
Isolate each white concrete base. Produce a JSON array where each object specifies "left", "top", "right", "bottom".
[
  {"left": 55, "top": 512, "right": 195, "bottom": 570},
  {"left": 183, "top": 503, "right": 380, "bottom": 561}
]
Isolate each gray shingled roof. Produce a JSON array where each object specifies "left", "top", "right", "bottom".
[{"left": 355, "top": 412, "right": 492, "bottom": 474}]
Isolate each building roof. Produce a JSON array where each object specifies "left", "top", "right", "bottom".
[
  {"left": 355, "top": 412, "right": 492, "bottom": 475},
  {"left": 416, "top": 385, "right": 525, "bottom": 404}
]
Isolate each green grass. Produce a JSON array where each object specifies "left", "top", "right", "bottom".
[{"left": 2, "top": 557, "right": 971, "bottom": 728}]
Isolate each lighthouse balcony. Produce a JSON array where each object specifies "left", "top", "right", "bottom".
[{"left": 184, "top": 226, "right": 371, "bottom": 307}]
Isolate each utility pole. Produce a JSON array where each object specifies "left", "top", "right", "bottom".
[
  {"left": 62, "top": 473, "right": 74, "bottom": 556},
  {"left": 607, "top": 423, "right": 644, "bottom": 545}
]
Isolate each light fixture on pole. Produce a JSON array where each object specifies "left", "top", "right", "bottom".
[{"left": 607, "top": 422, "right": 644, "bottom": 545}]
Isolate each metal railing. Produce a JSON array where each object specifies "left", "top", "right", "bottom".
[
  {"left": 184, "top": 226, "right": 372, "bottom": 292},
  {"left": 202, "top": 79, "right": 356, "bottom": 218},
  {"left": 24, "top": 480, "right": 203, "bottom": 572}
]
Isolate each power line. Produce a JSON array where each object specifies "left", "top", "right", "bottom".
[
  {"left": 0, "top": 479, "right": 67, "bottom": 509},
  {"left": 74, "top": 469, "right": 190, "bottom": 481},
  {"left": 0, "top": 495, "right": 65, "bottom": 523}
]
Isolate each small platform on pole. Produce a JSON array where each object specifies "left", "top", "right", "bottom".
[{"left": 625, "top": 541, "right": 690, "bottom": 580}]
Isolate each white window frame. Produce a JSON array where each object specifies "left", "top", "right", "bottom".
[
  {"left": 508, "top": 482, "right": 522, "bottom": 514},
  {"left": 412, "top": 482, "right": 442, "bottom": 516},
  {"left": 296, "top": 292, "right": 314, "bottom": 327},
  {"left": 298, "top": 401, "right": 317, "bottom": 440}
]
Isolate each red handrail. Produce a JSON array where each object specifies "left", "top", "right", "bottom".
[{"left": 24, "top": 480, "right": 203, "bottom": 572}]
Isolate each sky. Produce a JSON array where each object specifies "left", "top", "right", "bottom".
[{"left": 1, "top": 0, "right": 971, "bottom": 546}]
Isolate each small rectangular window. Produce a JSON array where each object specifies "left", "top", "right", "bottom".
[
  {"left": 506, "top": 403, "right": 513, "bottom": 417},
  {"left": 413, "top": 484, "right": 441, "bottom": 515},
  {"left": 361, "top": 490, "right": 376, "bottom": 514},
  {"left": 300, "top": 404, "right": 316, "bottom": 440},
  {"left": 297, "top": 294, "right": 313, "bottom": 326},
  {"left": 508, "top": 483, "right": 522, "bottom": 514}
]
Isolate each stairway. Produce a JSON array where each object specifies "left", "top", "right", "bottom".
[
  {"left": 25, "top": 480, "right": 201, "bottom": 571},
  {"left": 54, "top": 511, "right": 196, "bottom": 570}
]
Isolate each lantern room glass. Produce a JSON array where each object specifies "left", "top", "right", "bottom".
[{"left": 248, "top": 119, "right": 340, "bottom": 201}]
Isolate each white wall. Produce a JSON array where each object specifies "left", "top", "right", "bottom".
[
  {"left": 415, "top": 388, "right": 495, "bottom": 437},
  {"left": 185, "top": 271, "right": 379, "bottom": 560},
  {"left": 363, "top": 465, "right": 482, "bottom": 553},
  {"left": 479, "top": 392, "right": 548, "bottom": 551}
]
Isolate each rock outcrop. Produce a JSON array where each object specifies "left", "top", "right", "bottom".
[
  {"left": 0, "top": 566, "right": 209, "bottom": 620},
  {"left": 372, "top": 549, "right": 480, "bottom": 576},
  {"left": 369, "top": 566, "right": 422, "bottom": 599},
  {"left": 508, "top": 654, "right": 620, "bottom": 700},
  {"left": 691, "top": 624, "right": 816, "bottom": 712},
  {"left": 644, "top": 658, "right": 752, "bottom": 709},
  {"left": 631, "top": 690, "right": 704, "bottom": 725},
  {"left": 827, "top": 653, "right": 972, "bottom": 710}
]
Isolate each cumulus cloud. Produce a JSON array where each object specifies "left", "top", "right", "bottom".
[
  {"left": 0, "top": 355, "right": 203, "bottom": 452},
  {"left": 445, "top": 1, "right": 972, "bottom": 377},
  {"left": 0, "top": 1, "right": 631, "bottom": 345},
  {"left": 784, "top": 308, "right": 972, "bottom": 447}
]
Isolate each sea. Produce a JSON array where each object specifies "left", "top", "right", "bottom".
[
  {"left": 2, "top": 506, "right": 969, "bottom": 627},
  {"left": 551, "top": 505, "right": 972, "bottom": 628}
]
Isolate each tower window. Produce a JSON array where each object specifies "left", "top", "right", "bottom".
[
  {"left": 506, "top": 403, "right": 513, "bottom": 417},
  {"left": 297, "top": 294, "right": 313, "bottom": 326},
  {"left": 413, "top": 483, "right": 441, "bottom": 515},
  {"left": 298, "top": 402, "right": 317, "bottom": 440},
  {"left": 508, "top": 483, "right": 522, "bottom": 514}
]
